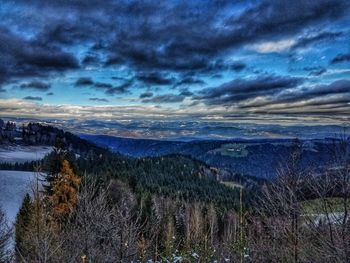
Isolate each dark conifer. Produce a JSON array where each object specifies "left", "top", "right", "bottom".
[{"left": 15, "top": 194, "right": 34, "bottom": 261}]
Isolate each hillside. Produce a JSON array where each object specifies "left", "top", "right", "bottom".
[
  {"left": 81, "top": 134, "right": 342, "bottom": 178},
  {"left": 0, "top": 120, "right": 253, "bottom": 209}
]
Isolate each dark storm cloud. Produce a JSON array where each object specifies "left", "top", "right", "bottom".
[
  {"left": 2, "top": 0, "right": 349, "bottom": 82},
  {"left": 20, "top": 81, "right": 51, "bottom": 91},
  {"left": 136, "top": 72, "right": 175, "bottom": 86},
  {"left": 94, "top": 82, "right": 113, "bottom": 89},
  {"left": 103, "top": 0, "right": 349, "bottom": 74},
  {"left": 239, "top": 79, "right": 350, "bottom": 109},
  {"left": 0, "top": 26, "right": 79, "bottom": 84},
  {"left": 195, "top": 75, "right": 303, "bottom": 105},
  {"left": 302, "top": 66, "right": 328, "bottom": 76},
  {"left": 330, "top": 53, "right": 350, "bottom": 64},
  {"left": 308, "top": 68, "right": 327, "bottom": 76},
  {"left": 38, "top": 20, "right": 109, "bottom": 46},
  {"left": 75, "top": 77, "right": 94, "bottom": 86},
  {"left": 1, "top": 0, "right": 349, "bottom": 124},
  {"left": 174, "top": 77, "right": 206, "bottom": 88},
  {"left": 104, "top": 82, "right": 132, "bottom": 95},
  {"left": 291, "top": 31, "right": 342, "bottom": 50},
  {"left": 179, "top": 89, "right": 194, "bottom": 97},
  {"left": 23, "top": 96, "right": 43, "bottom": 101},
  {"left": 139, "top": 92, "right": 153, "bottom": 99},
  {"left": 142, "top": 94, "right": 185, "bottom": 104},
  {"left": 82, "top": 55, "right": 100, "bottom": 65},
  {"left": 74, "top": 76, "right": 131, "bottom": 95},
  {"left": 89, "top": 97, "right": 109, "bottom": 102},
  {"left": 279, "top": 79, "right": 350, "bottom": 102},
  {"left": 229, "top": 62, "right": 246, "bottom": 72}
]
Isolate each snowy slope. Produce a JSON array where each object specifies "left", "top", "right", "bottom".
[
  {"left": 0, "top": 170, "right": 36, "bottom": 224},
  {"left": 0, "top": 146, "right": 52, "bottom": 163}
]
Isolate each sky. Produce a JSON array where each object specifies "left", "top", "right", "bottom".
[{"left": 0, "top": 0, "right": 350, "bottom": 138}]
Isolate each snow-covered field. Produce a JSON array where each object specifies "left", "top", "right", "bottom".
[
  {"left": 0, "top": 146, "right": 52, "bottom": 163},
  {"left": 0, "top": 170, "right": 36, "bottom": 224}
]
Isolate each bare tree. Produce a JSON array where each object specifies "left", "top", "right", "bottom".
[
  {"left": 15, "top": 171, "right": 63, "bottom": 263},
  {"left": 248, "top": 141, "right": 306, "bottom": 262},
  {"left": 302, "top": 134, "right": 350, "bottom": 262},
  {"left": 60, "top": 178, "right": 141, "bottom": 263},
  {"left": 0, "top": 207, "right": 12, "bottom": 263}
]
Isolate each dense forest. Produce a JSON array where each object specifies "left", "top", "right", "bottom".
[
  {"left": 82, "top": 134, "right": 340, "bottom": 178},
  {"left": 0, "top": 123, "right": 349, "bottom": 262}
]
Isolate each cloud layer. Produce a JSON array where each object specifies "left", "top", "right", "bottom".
[{"left": 0, "top": 0, "right": 349, "bottom": 126}]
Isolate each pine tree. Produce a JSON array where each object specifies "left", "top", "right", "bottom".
[
  {"left": 15, "top": 194, "right": 34, "bottom": 262},
  {"left": 50, "top": 160, "right": 81, "bottom": 221},
  {"left": 43, "top": 138, "right": 68, "bottom": 195}
]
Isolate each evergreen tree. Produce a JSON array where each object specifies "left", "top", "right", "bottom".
[
  {"left": 43, "top": 138, "right": 68, "bottom": 195},
  {"left": 15, "top": 194, "right": 34, "bottom": 262}
]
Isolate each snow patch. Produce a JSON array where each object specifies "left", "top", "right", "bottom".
[
  {"left": 0, "top": 170, "right": 36, "bottom": 224},
  {"left": 0, "top": 146, "right": 52, "bottom": 163}
]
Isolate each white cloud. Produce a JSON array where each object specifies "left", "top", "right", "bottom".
[
  {"left": 0, "top": 97, "right": 348, "bottom": 126},
  {"left": 251, "top": 38, "right": 296, "bottom": 53}
]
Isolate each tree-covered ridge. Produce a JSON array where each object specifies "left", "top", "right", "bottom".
[
  {"left": 75, "top": 152, "right": 245, "bottom": 210},
  {"left": 0, "top": 119, "right": 107, "bottom": 157},
  {"left": 0, "top": 119, "right": 247, "bottom": 209},
  {"left": 82, "top": 133, "right": 347, "bottom": 178}
]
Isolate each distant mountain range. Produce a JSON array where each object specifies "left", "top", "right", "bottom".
[
  {"left": 80, "top": 134, "right": 349, "bottom": 178},
  {"left": 1, "top": 118, "right": 348, "bottom": 179},
  {"left": 1, "top": 117, "right": 348, "bottom": 141}
]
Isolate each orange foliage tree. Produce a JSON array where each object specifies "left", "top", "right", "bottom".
[{"left": 50, "top": 160, "right": 81, "bottom": 221}]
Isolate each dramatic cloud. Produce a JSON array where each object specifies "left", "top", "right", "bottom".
[
  {"left": 105, "top": 82, "right": 132, "bottom": 95},
  {"left": 74, "top": 77, "right": 132, "bottom": 95},
  {"left": 278, "top": 79, "right": 350, "bottom": 102},
  {"left": 291, "top": 31, "right": 342, "bottom": 50},
  {"left": 89, "top": 97, "right": 109, "bottom": 102},
  {"left": 137, "top": 72, "right": 175, "bottom": 86},
  {"left": 23, "top": 96, "right": 42, "bottom": 101},
  {"left": 252, "top": 39, "right": 297, "bottom": 53},
  {"left": 230, "top": 62, "right": 247, "bottom": 72},
  {"left": 0, "top": 0, "right": 349, "bottom": 126},
  {"left": 179, "top": 89, "right": 194, "bottom": 96},
  {"left": 174, "top": 77, "right": 205, "bottom": 88},
  {"left": 238, "top": 79, "right": 350, "bottom": 110},
  {"left": 139, "top": 92, "right": 153, "bottom": 99},
  {"left": 75, "top": 77, "right": 94, "bottom": 86},
  {"left": 308, "top": 68, "right": 327, "bottom": 76},
  {"left": 196, "top": 76, "right": 303, "bottom": 105},
  {"left": 106, "top": 0, "right": 348, "bottom": 72},
  {"left": 331, "top": 53, "right": 350, "bottom": 64},
  {"left": 94, "top": 82, "right": 113, "bottom": 89},
  {"left": 20, "top": 81, "right": 51, "bottom": 91},
  {"left": 142, "top": 94, "right": 185, "bottom": 103},
  {"left": 82, "top": 55, "right": 100, "bottom": 65},
  {"left": 0, "top": 26, "right": 79, "bottom": 84}
]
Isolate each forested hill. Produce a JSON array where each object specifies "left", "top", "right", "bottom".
[
  {"left": 0, "top": 119, "right": 256, "bottom": 209},
  {"left": 81, "top": 133, "right": 344, "bottom": 178},
  {"left": 0, "top": 119, "right": 107, "bottom": 156}
]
